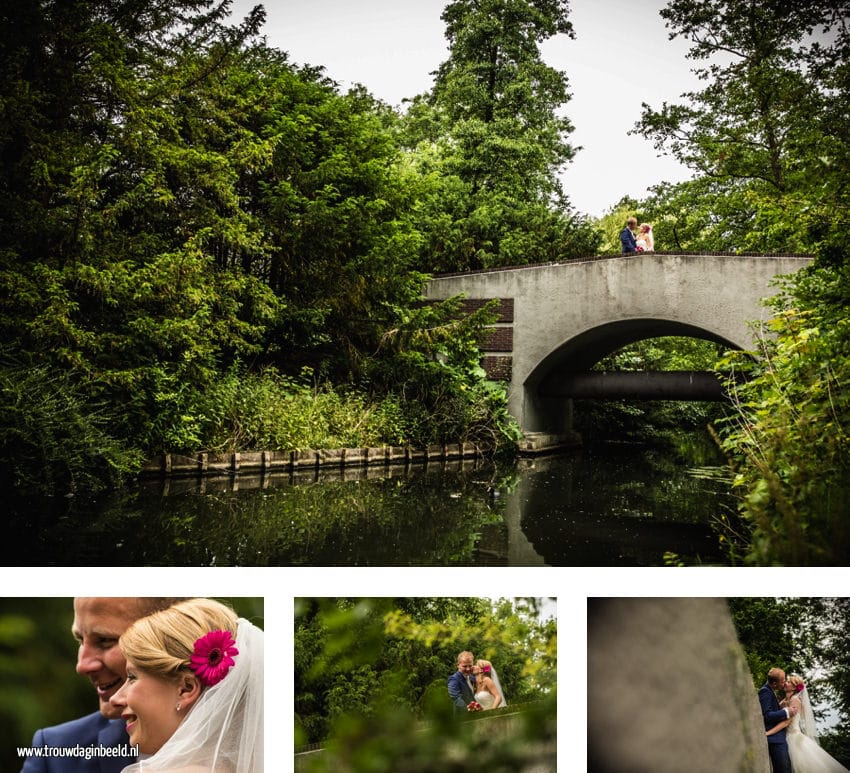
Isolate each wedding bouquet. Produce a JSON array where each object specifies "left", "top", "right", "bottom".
[{"left": 467, "top": 701, "right": 482, "bottom": 711}]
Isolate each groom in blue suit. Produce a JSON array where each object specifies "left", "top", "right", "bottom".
[
  {"left": 20, "top": 598, "right": 184, "bottom": 773},
  {"left": 448, "top": 650, "right": 476, "bottom": 715},
  {"left": 620, "top": 217, "right": 638, "bottom": 253},
  {"left": 759, "top": 667, "right": 797, "bottom": 773}
]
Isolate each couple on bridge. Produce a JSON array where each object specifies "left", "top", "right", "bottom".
[
  {"left": 448, "top": 650, "right": 507, "bottom": 714},
  {"left": 620, "top": 216, "right": 654, "bottom": 253}
]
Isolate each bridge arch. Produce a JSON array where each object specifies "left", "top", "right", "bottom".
[
  {"left": 424, "top": 253, "right": 812, "bottom": 435},
  {"left": 525, "top": 318, "right": 740, "bottom": 430}
]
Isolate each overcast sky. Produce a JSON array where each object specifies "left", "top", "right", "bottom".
[{"left": 231, "top": 0, "right": 703, "bottom": 217}]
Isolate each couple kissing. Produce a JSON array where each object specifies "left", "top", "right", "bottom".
[
  {"left": 448, "top": 650, "right": 507, "bottom": 714},
  {"left": 760, "top": 666, "right": 847, "bottom": 773}
]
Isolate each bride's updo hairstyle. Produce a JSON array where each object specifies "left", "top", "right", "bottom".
[
  {"left": 476, "top": 659, "right": 493, "bottom": 676},
  {"left": 119, "top": 597, "right": 238, "bottom": 683}
]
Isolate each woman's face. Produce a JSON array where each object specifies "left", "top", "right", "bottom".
[
  {"left": 110, "top": 660, "right": 185, "bottom": 754},
  {"left": 472, "top": 665, "right": 481, "bottom": 676}
]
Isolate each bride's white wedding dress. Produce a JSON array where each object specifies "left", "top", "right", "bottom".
[
  {"left": 474, "top": 667, "right": 507, "bottom": 711},
  {"left": 786, "top": 712, "right": 848, "bottom": 772},
  {"left": 636, "top": 233, "right": 654, "bottom": 252}
]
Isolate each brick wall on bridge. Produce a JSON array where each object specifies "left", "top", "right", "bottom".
[{"left": 456, "top": 298, "right": 514, "bottom": 381}]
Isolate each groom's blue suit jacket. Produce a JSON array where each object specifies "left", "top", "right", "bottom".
[
  {"left": 447, "top": 671, "right": 476, "bottom": 714},
  {"left": 620, "top": 226, "right": 637, "bottom": 253},
  {"left": 20, "top": 711, "right": 134, "bottom": 773},
  {"left": 758, "top": 683, "right": 789, "bottom": 746}
]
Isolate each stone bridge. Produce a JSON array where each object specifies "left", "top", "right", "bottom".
[{"left": 424, "top": 252, "right": 812, "bottom": 439}]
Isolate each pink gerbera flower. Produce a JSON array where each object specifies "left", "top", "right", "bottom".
[{"left": 189, "top": 630, "right": 239, "bottom": 686}]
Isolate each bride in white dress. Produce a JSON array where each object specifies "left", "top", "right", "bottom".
[
  {"left": 636, "top": 223, "right": 654, "bottom": 252},
  {"left": 768, "top": 674, "right": 848, "bottom": 773},
  {"left": 473, "top": 659, "right": 506, "bottom": 710}
]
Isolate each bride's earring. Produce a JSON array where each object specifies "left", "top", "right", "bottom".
[{"left": 176, "top": 702, "right": 182, "bottom": 712}]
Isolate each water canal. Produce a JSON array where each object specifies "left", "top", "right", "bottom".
[{"left": 6, "top": 434, "right": 736, "bottom": 566}]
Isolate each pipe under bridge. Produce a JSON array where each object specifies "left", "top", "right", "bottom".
[{"left": 542, "top": 370, "right": 725, "bottom": 400}]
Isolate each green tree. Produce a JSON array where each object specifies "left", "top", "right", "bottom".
[
  {"left": 190, "top": 44, "right": 519, "bottom": 451},
  {"left": 403, "top": 0, "right": 600, "bottom": 271},
  {"left": 0, "top": 2, "right": 520, "bottom": 494},
  {"left": 232, "top": 50, "right": 425, "bottom": 381},
  {"left": 633, "top": 0, "right": 850, "bottom": 257},
  {"left": 813, "top": 599, "right": 850, "bottom": 747},
  {"left": 0, "top": 1, "right": 277, "bottom": 457},
  {"left": 728, "top": 597, "right": 823, "bottom": 685}
]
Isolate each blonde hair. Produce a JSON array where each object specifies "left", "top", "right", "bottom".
[
  {"left": 787, "top": 674, "right": 805, "bottom": 690},
  {"left": 120, "top": 598, "right": 238, "bottom": 682},
  {"left": 476, "top": 659, "right": 493, "bottom": 672}
]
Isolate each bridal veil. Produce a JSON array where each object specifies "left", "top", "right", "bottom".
[
  {"left": 122, "top": 617, "right": 264, "bottom": 772},
  {"left": 491, "top": 666, "right": 507, "bottom": 707}
]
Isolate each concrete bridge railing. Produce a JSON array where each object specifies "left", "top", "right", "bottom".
[{"left": 424, "top": 252, "right": 813, "bottom": 436}]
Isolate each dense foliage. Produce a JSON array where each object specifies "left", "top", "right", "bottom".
[
  {"left": 294, "top": 597, "right": 556, "bottom": 769},
  {"left": 607, "top": 0, "right": 850, "bottom": 565},
  {"left": 715, "top": 267, "right": 850, "bottom": 564},
  {"left": 3, "top": 0, "right": 585, "bottom": 496}
]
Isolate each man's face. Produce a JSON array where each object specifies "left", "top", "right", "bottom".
[
  {"left": 73, "top": 598, "right": 140, "bottom": 719},
  {"left": 457, "top": 655, "right": 474, "bottom": 677}
]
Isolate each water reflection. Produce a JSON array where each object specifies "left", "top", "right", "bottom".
[
  {"left": 6, "top": 460, "right": 509, "bottom": 566},
  {"left": 513, "top": 445, "right": 732, "bottom": 565},
  {"left": 5, "top": 440, "right": 734, "bottom": 566}
]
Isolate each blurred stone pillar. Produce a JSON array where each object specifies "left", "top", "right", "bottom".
[{"left": 588, "top": 597, "right": 770, "bottom": 773}]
